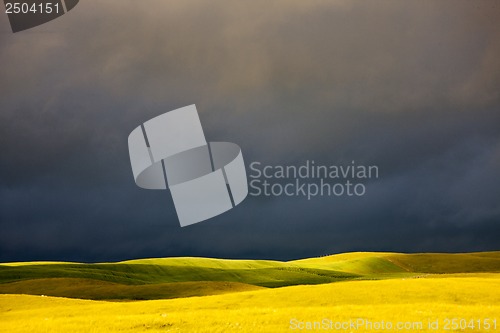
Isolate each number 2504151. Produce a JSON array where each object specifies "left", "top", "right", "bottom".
[
  {"left": 443, "top": 318, "right": 497, "bottom": 330},
  {"left": 5, "top": 2, "right": 61, "bottom": 14}
]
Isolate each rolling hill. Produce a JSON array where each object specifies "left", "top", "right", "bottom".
[
  {"left": 0, "top": 251, "right": 498, "bottom": 300},
  {"left": 1, "top": 275, "right": 499, "bottom": 333}
]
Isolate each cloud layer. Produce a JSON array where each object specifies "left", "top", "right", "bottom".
[{"left": 1, "top": 0, "right": 499, "bottom": 261}]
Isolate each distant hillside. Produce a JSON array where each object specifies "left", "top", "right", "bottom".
[
  {"left": 0, "top": 251, "right": 498, "bottom": 300},
  {"left": 291, "top": 251, "right": 500, "bottom": 274}
]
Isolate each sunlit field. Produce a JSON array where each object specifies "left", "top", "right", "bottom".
[{"left": 1, "top": 252, "right": 499, "bottom": 332}]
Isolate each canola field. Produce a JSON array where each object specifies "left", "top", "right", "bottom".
[{"left": 1, "top": 252, "right": 499, "bottom": 332}]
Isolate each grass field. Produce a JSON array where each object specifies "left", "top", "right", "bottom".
[{"left": 1, "top": 252, "right": 499, "bottom": 332}]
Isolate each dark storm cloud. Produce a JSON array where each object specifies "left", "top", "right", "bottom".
[{"left": 0, "top": 0, "right": 499, "bottom": 262}]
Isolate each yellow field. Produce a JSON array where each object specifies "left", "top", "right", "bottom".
[{"left": 1, "top": 274, "right": 499, "bottom": 332}]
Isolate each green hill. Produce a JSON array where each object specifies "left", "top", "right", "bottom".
[
  {"left": 0, "top": 251, "right": 498, "bottom": 300},
  {"left": 291, "top": 251, "right": 500, "bottom": 275},
  {"left": 385, "top": 252, "right": 500, "bottom": 273},
  {"left": 0, "top": 262, "right": 357, "bottom": 287},
  {"left": 0, "top": 278, "right": 264, "bottom": 300}
]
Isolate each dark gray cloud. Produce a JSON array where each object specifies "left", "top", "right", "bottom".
[{"left": 1, "top": 0, "right": 499, "bottom": 262}]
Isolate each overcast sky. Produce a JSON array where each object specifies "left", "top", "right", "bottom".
[{"left": 1, "top": 0, "right": 499, "bottom": 262}]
